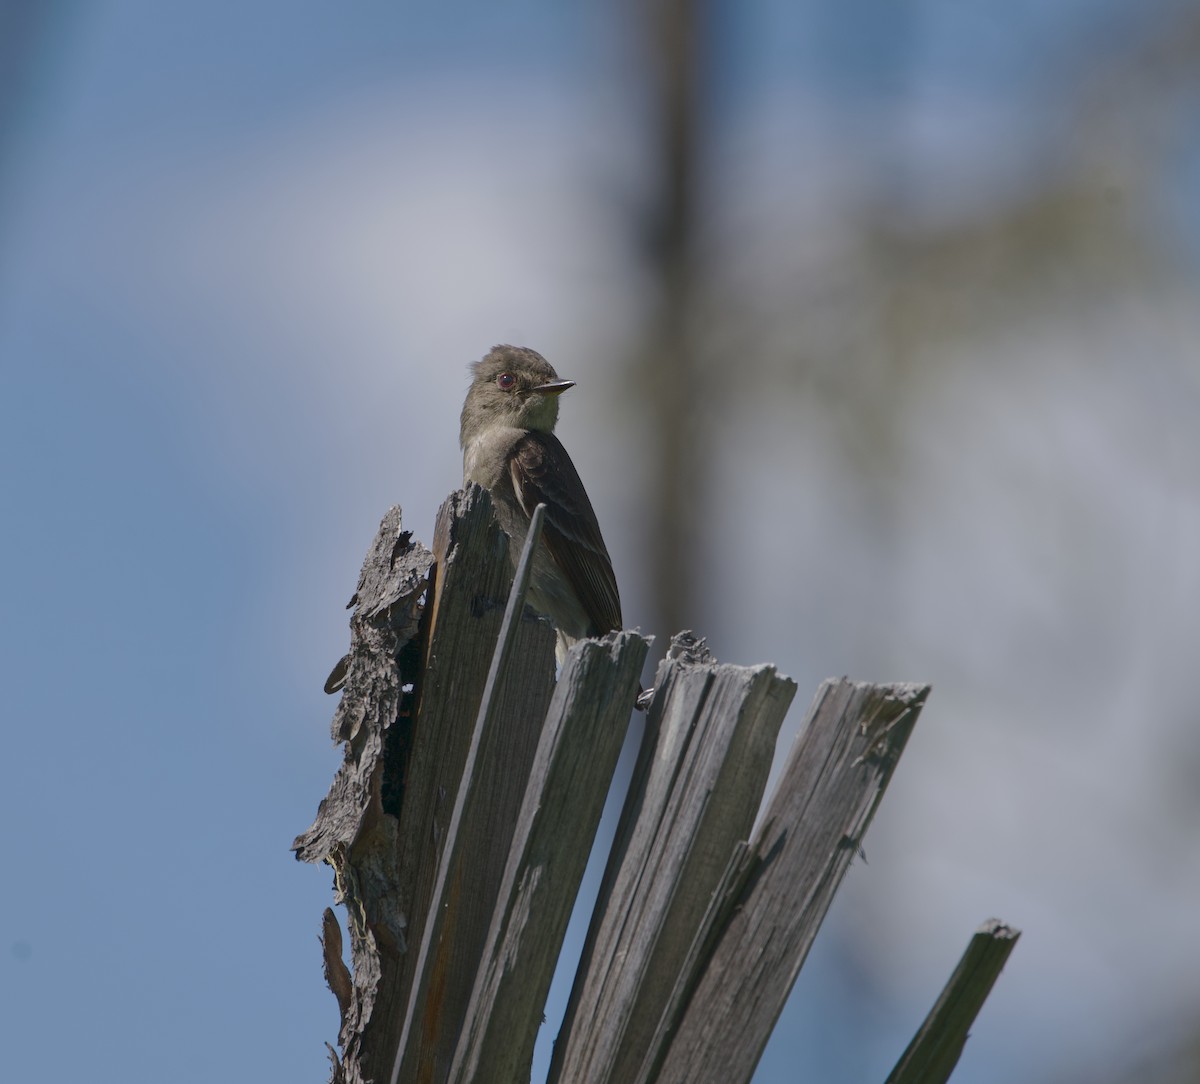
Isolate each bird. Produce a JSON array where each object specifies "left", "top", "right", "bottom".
[{"left": 459, "top": 344, "right": 623, "bottom": 663}]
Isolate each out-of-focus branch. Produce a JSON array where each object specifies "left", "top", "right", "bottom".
[{"left": 638, "top": 0, "right": 704, "bottom": 639}]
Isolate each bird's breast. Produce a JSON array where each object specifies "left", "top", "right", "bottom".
[{"left": 462, "top": 426, "right": 524, "bottom": 491}]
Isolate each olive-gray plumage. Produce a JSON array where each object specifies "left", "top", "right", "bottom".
[{"left": 460, "top": 345, "right": 622, "bottom": 657}]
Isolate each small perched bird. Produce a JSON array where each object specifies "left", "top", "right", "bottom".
[{"left": 460, "top": 344, "right": 622, "bottom": 661}]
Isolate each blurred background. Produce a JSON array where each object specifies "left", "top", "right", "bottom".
[{"left": 2, "top": 1, "right": 1199, "bottom": 1081}]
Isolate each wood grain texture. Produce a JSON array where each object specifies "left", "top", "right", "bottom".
[
  {"left": 292, "top": 507, "right": 432, "bottom": 1084},
  {"left": 295, "top": 505, "right": 970, "bottom": 1084},
  {"left": 646, "top": 679, "right": 930, "bottom": 1084},
  {"left": 293, "top": 506, "right": 433, "bottom": 865},
  {"left": 885, "top": 918, "right": 1021, "bottom": 1084},
  {"left": 293, "top": 491, "right": 556, "bottom": 1084},
  {"left": 389, "top": 487, "right": 557, "bottom": 1084},
  {"left": 448, "top": 630, "right": 648, "bottom": 1084},
  {"left": 548, "top": 633, "right": 797, "bottom": 1084}
]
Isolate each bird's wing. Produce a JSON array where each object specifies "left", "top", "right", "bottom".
[{"left": 509, "top": 430, "right": 622, "bottom": 634}]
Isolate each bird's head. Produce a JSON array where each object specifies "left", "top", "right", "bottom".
[{"left": 460, "top": 344, "right": 575, "bottom": 447}]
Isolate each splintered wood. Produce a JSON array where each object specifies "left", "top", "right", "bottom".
[{"left": 296, "top": 488, "right": 1012, "bottom": 1084}]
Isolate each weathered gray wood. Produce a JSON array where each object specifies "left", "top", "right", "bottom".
[
  {"left": 294, "top": 506, "right": 432, "bottom": 861},
  {"left": 447, "top": 630, "right": 649, "bottom": 1084},
  {"left": 645, "top": 679, "right": 930, "bottom": 1084},
  {"left": 389, "top": 502, "right": 548, "bottom": 1082},
  {"left": 297, "top": 499, "right": 970, "bottom": 1084},
  {"left": 389, "top": 489, "right": 557, "bottom": 1084},
  {"left": 293, "top": 491, "right": 556, "bottom": 1084},
  {"left": 292, "top": 507, "right": 433, "bottom": 1084},
  {"left": 547, "top": 633, "right": 797, "bottom": 1084},
  {"left": 884, "top": 918, "right": 1021, "bottom": 1084}
]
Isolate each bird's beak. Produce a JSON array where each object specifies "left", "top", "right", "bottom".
[{"left": 533, "top": 380, "right": 575, "bottom": 396}]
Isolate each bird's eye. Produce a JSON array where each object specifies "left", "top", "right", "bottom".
[{"left": 497, "top": 371, "right": 516, "bottom": 390}]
